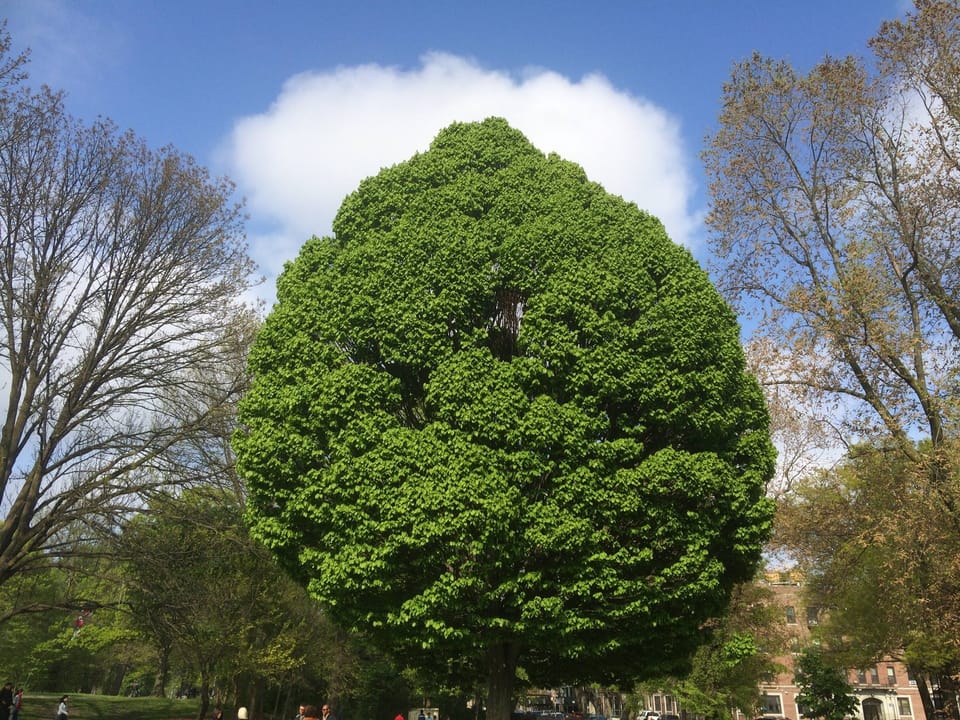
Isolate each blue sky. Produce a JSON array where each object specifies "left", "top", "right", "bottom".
[{"left": 1, "top": 0, "right": 904, "bottom": 302}]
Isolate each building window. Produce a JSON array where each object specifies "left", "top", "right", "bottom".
[
  {"left": 869, "top": 667, "right": 880, "bottom": 684},
  {"left": 887, "top": 666, "right": 896, "bottom": 685},
  {"left": 806, "top": 606, "right": 819, "bottom": 625},
  {"left": 907, "top": 668, "right": 916, "bottom": 685},
  {"left": 761, "top": 695, "right": 783, "bottom": 715},
  {"left": 897, "top": 698, "right": 912, "bottom": 716},
  {"left": 786, "top": 606, "right": 797, "bottom": 624},
  {"left": 857, "top": 670, "right": 867, "bottom": 684},
  {"left": 654, "top": 697, "right": 662, "bottom": 712}
]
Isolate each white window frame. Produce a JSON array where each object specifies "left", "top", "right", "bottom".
[{"left": 760, "top": 694, "right": 783, "bottom": 715}]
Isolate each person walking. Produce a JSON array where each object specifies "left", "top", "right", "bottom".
[
  {"left": 10, "top": 688, "right": 22, "bottom": 720},
  {"left": 57, "top": 696, "right": 69, "bottom": 720}
]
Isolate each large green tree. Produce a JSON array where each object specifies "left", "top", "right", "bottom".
[{"left": 235, "top": 118, "right": 775, "bottom": 720}]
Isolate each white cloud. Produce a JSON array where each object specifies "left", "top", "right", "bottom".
[
  {"left": 224, "top": 52, "right": 702, "bottom": 292},
  {"left": 2, "top": 0, "right": 122, "bottom": 98}
]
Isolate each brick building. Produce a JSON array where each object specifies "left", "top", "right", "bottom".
[
  {"left": 518, "top": 572, "right": 949, "bottom": 720},
  {"left": 745, "top": 572, "right": 926, "bottom": 720}
]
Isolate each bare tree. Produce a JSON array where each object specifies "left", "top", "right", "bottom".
[
  {"left": 703, "top": 3, "right": 960, "bottom": 714},
  {"left": 703, "top": 0, "right": 959, "bottom": 487},
  {"left": 0, "top": 28, "right": 256, "bottom": 595}
]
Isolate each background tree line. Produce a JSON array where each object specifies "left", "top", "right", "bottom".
[{"left": 0, "top": 487, "right": 416, "bottom": 720}]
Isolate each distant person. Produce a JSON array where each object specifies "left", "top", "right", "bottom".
[
  {"left": 418, "top": 710, "right": 426, "bottom": 720},
  {"left": 303, "top": 706, "right": 320, "bottom": 720},
  {"left": 238, "top": 708, "right": 249, "bottom": 720},
  {"left": 295, "top": 705, "right": 306, "bottom": 720},
  {"left": 0, "top": 683, "right": 11, "bottom": 720},
  {"left": 10, "top": 688, "right": 22, "bottom": 720},
  {"left": 322, "top": 704, "right": 336, "bottom": 720},
  {"left": 212, "top": 707, "right": 224, "bottom": 720},
  {"left": 57, "top": 696, "right": 69, "bottom": 720},
  {"left": 395, "top": 714, "right": 405, "bottom": 720}
]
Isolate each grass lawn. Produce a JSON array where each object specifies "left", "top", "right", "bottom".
[{"left": 19, "top": 693, "right": 203, "bottom": 720}]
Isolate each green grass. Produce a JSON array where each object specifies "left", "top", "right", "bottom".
[{"left": 20, "top": 693, "right": 203, "bottom": 720}]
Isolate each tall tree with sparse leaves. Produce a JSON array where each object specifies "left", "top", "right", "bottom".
[
  {"left": 235, "top": 118, "right": 775, "bottom": 720},
  {"left": 704, "top": 0, "right": 959, "bottom": 483},
  {"left": 704, "top": 3, "right": 960, "bottom": 714},
  {"left": 705, "top": 2, "right": 960, "bottom": 468},
  {"left": 0, "top": 26, "right": 255, "bottom": 605}
]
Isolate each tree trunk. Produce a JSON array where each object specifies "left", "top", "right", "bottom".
[
  {"left": 274, "top": 682, "right": 286, "bottom": 720},
  {"left": 576, "top": 687, "right": 593, "bottom": 716},
  {"left": 153, "top": 648, "right": 170, "bottom": 697},
  {"left": 197, "top": 671, "right": 211, "bottom": 720},
  {"left": 104, "top": 662, "right": 126, "bottom": 696},
  {"left": 485, "top": 641, "right": 520, "bottom": 720},
  {"left": 914, "top": 670, "right": 936, "bottom": 720},
  {"left": 249, "top": 677, "right": 263, "bottom": 720}
]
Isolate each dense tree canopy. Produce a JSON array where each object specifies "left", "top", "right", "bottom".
[
  {"left": 119, "top": 490, "right": 330, "bottom": 720},
  {"left": 235, "top": 118, "right": 775, "bottom": 719}
]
